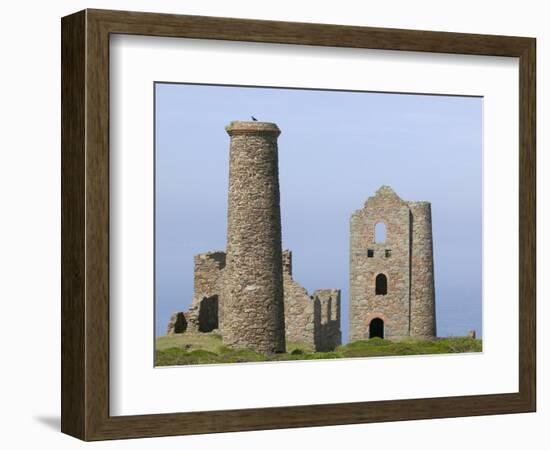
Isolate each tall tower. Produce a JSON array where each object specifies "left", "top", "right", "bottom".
[
  {"left": 409, "top": 202, "right": 436, "bottom": 337},
  {"left": 222, "top": 121, "right": 286, "bottom": 353},
  {"left": 349, "top": 186, "right": 436, "bottom": 341}
]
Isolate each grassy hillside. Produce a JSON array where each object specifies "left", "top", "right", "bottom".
[{"left": 155, "top": 332, "right": 482, "bottom": 366}]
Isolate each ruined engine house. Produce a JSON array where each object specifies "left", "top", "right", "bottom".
[{"left": 349, "top": 186, "right": 436, "bottom": 341}]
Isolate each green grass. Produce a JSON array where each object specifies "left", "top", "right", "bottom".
[
  {"left": 155, "top": 333, "right": 482, "bottom": 366},
  {"left": 156, "top": 331, "right": 223, "bottom": 352}
]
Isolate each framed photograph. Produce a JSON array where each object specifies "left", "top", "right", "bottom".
[{"left": 61, "top": 9, "right": 536, "bottom": 440}]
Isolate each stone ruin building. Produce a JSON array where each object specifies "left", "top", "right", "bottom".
[
  {"left": 166, "top": 121, "right": 437, "bottom": 352},
  {"left": 167, "top": 121, "right": 341, "bottom": 353},
  {"left": 167, "top": 249, "right": 342, "bottom": 352},
  {"left": 349, "top": 186, "right": 436, "bottom": 341}
]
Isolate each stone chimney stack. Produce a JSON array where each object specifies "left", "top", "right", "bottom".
[
  {"left": 222, "top": 121, "right": 286, "bottom": 353},
  {"left": 408, "top": 201, "right": 436, "bottom": 338}
]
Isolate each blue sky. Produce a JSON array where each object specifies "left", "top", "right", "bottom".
[{"left": 155, "top": 83, "right": 482, "bottom": 341}]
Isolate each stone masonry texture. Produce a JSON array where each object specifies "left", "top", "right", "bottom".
[
  {"left": 222, "top": 121, "right": 286, "bottom": 353},
  {"left": 349, "top": 186, "right": 436, "bottom": 341}
]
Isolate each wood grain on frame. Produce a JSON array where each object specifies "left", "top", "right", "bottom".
[{"left": 61, "top": 8, "right": 536, "bottom": 441}]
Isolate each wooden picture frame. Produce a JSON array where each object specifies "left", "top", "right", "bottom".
[{"left": 61, "top": 8, "right": 536, "bottom": 441}]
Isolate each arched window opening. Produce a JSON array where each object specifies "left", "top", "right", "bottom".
[
  {"left": 369, "top": 318, "right": 384, "bottom": 339},
  {"left": 374, "top": 222, "right": 387, "bottom": 243},
  {"left": 375, "top": 273, "right": 387, "bottom": 295}
]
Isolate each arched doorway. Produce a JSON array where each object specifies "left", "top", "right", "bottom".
[{"left": 369, "top": 318, "right": 384, "bottom": 339}]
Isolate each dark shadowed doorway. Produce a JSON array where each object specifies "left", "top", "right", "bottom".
[
  {"left": 198, "top": 295, "right": 219, "bottom": 332},
  {"left": 369, "top": 318, "right": 384, "bottom": 339}
]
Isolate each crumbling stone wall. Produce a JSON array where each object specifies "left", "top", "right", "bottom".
[
  {"left": 349, "top": 186, "right": 436, "bottom": 341},
  {"left": 282, "top": 250, "right": 315, "bottom": 347},
  {"left": 313, "top": 289, "right": 342, "bottom": 351},
  {"left": 282, "top": 251, "right": 341, "bottom": 350},
  {"left": 175, "top": 251, "right": 225, "bottom": 333},
  {"left": 222, "top": 121, "right": 286, "bottom": 354}
]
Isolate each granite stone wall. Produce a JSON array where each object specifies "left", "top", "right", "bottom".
[{"left": 222, "top": 121, "right": 286, "bottom": 353}]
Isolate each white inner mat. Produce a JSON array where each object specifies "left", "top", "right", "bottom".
[{"left": 110, "top": 34, "right": 519, "bottom": 416}]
